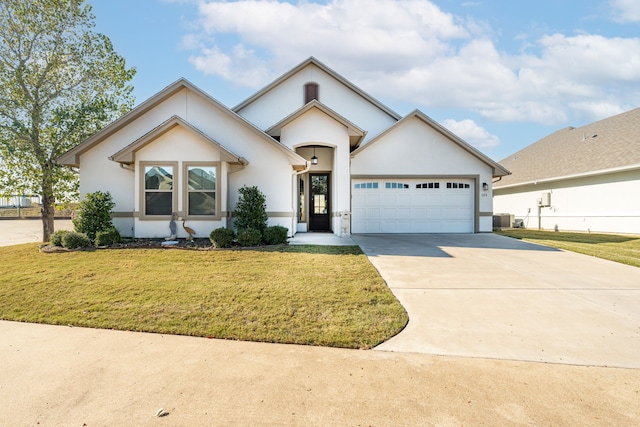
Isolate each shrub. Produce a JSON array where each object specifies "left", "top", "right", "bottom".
[
  {"left": 73, "top": 191, "right": 115, "bottom": 242},
  {"left": 50, "top": 230, "right": 70, "bottom": 247},
  {"left": 62, "top": 231, "right": 92, "bottom": 249},
  {"left": 263, "top": 225, "right": 288, "bottom": 245},
  {"left": 233, "top": 186, "right": 268, "bottom": 235},
  {"left": 209, "top": 227, "right": 235, "bottom": 248},
  {"left": 237, "top": 227, "right": 262, "bottom": 247},
  {"left": 95, "top": 227, "right": 122, "bottom": 247}
]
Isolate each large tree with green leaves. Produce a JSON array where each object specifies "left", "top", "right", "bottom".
[{"left": 0, "top": 0, "right": 135, "bottom": 241}]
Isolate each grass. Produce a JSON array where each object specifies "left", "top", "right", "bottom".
[
  {"left": 0, "top": 244, "right": 408, "bottom": 349},
  {"left": 496, "top": 229, "right": 640, "bottom": 268}
]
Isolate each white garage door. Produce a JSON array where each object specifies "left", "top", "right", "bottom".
[{"left": 351, "top": 179, "right": 475, "bottom": 233}]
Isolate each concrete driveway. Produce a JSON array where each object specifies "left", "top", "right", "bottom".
[
  {"left": 0, "top": 218, "right": 73, "bottom": 246},
  {"left": 353, "top": 233, "right": 640, "bottom": 368}
]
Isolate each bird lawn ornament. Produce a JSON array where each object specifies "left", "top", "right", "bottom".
[
  {"left": 182, "top": 219, "right": 196, "bottom": 241},
  {"left": 166, "top": 212, "right": 177, "bottom": 240}
]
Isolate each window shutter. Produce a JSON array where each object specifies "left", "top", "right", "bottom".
[{"left": 305, "top": 83, "right": 319, "bottom": 103}]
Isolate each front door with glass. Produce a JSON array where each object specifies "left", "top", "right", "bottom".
[{"left": 309, "top": 173, "right": 331, "bottom": 231}]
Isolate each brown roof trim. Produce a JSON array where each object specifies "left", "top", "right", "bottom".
[
  {"left": 232, "top": 57, "right": 402, "bottom": 121},
  {"left": 265, "top": 100, "right": 367, "bottom": 148},
  {"left": 109, "top": 115, "right": 247, "bottom": 165},
  {"left": 56, "top": 78, "right": 306, "bottom": 168},
  {"left": 352, "top": 109, "right": 511, "bottom": 178}
]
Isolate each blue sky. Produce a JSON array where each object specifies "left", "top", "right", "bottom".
[{"left": 87, "top": 0, "right": 640, "bottom": 160}]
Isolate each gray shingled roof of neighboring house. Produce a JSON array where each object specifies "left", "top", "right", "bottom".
[{"left": 495, "top": 107, "right": 640, "bottom": 188}]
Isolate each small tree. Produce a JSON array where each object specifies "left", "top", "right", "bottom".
[
  {"left": 0, "top": 0, "right": 135, "bottom": 242},
  {"left": 233, "top": 186, "right": 268, "bottom": 235},
  {"left": 73, "top": 191, "right": 115, "bottom": 242}
]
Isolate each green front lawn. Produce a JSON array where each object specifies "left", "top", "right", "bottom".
[
  {"left": 496, "top": 229, "right": 640, "bottom": 268},
  {"left": 0, "top": 244, "right": 408, "bottom": 349}
]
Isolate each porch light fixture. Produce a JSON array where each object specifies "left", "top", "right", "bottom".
[
  {"left": 482, "top": 182, "right": 489, "bottom": 191},
  {"left": 311, "top": 147, "right": 318, "bottom": 165}
]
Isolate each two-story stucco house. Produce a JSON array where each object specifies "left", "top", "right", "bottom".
[{"left": 57, "top": 57, "right": 509, "bottom": 239}]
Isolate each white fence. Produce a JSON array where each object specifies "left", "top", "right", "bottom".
[{"left": 0, "top": 196, "right": 39, "bottom": 208}]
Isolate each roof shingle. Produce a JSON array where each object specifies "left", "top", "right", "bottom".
[{"left": 496, "top": 107, "right": 640, "bottom": 187}]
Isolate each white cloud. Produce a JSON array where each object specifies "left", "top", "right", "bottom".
[
  {"left": 442, "top": 119, "right": 500, "bottom": 148},
  {"left": 186, "top": 0, "right": 469, "bottom": 84},
  {"left": 182, "top": 0, "right": 640, "bottom": 127},
  {"left": 610, "top": 0, "right": 640, "bottom": 23}
]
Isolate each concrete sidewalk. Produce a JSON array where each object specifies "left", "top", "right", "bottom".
[{"left": 2, "top": 321, "right": 639, "bottom": 426}]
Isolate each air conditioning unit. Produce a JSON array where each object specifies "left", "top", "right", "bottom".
[
  {"left": 538, "top": 192, "right": 551, "bottom": 207},
  {"left": 493, "top": 213, "right": 514, "bottom": 229}
]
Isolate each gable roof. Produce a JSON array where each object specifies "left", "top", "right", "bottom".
[
  {"left": 495, "top": 107, "right": 640, "bottom": 188},
  {"left": 352, "top": 109, "right": 510, "bottom": 177},
  {"left": 265, "top": 100, "right": 367, "bottom": 149},
  {"left": 56, "top": 78, "right": 306, "bottom": 168},
  {"left": 232, "top": 57, "right": 402, "bottom": 121},
  {"left": 110, "top": 115, "right": 247, "bottom": 165}
]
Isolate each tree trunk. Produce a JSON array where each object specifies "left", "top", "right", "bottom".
[
  {"left": 41, "top": 164, "right": 56, "bottom": 242},
  {"left": 41, "top": 193, "right": 55, "bottom": 242}
]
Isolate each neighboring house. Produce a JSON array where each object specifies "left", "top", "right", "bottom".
[
  {"left": 57, "top": 57, "right": 509, "bottom": 239},
  {"left": 493, "top": 108, "right": 640, "bottom": 234}
]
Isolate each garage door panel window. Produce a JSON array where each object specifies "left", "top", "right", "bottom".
[
  {"left": 385, "top": 182, "right": 409, "bottom": 189},
  {"left": 354, "top": 182, "right": 378, "bottom": 189},
  {"left": 416, "top": 182, "right": 440, "bottom": 189},
  {"left": 446, "top": 182, "right": 470, "bottom": 189}
]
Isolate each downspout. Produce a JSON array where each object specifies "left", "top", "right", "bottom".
[{"left": 291, "top": 161, "right": 312, "bottom": 236}]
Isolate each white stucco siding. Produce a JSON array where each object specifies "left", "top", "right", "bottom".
[
  {"left": 279, "top": 109, "right": 353, "bottom": 235},
  {"left": 350, "top": 116, "right": 497, "bottom": 233},
  {"left": 132, "top": 126, "right": 227, "bottom": 239},
  {"left": 236, "top": 64, "right": 397, "bottom": 142},
  {"left": 280, "top": 109, "right": 349, "bottom": 150},
  {"left": 351, "top": 117, "right": 495, "bottom": 214},
  {"left": 78, "top": 87, "right": 191, "bottom": 204},
  {"left": 493, "top": 170, "right": 640, "bottom": 234},
  {"left": 352, "top": 117, "right": 491, "bottom": 176},
  {"left": 79, "top": 141, "right": 134, "bottom": 210}
]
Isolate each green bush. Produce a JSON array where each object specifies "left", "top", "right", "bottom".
[
  {"left": 73, "top": 191, "right": 115, "bottom": 242},
  {"left": 95, "top": 227, "right": 122, "bottom": 247},
  {"left": 62, "top": 231, "right": 92, "bottom": 249},
  {"left": 263, "top": 225, "right": 288, "bottom": 245},
  {"left": 50, "top": 230, "right": 70, "bottom": 247},
  {"left": 209, "top": 227, "right": 235, "bottom": 248},
  {"left": 237, "top": 227, "right": 262, "bottom": 247},
  {"left": 234, "top": 186, "right": 268, "bottom": 235}
]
